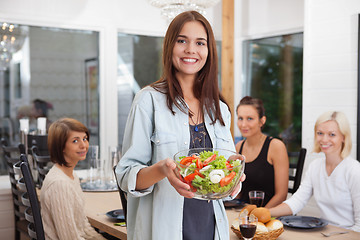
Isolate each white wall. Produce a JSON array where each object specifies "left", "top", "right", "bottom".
[{"left": 302, "top": 0, "right": 360, "bottom": 164}]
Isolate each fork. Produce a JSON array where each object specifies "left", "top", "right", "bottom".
[{"left": 320, "top": 231, "right": 349, "bottom": 237}]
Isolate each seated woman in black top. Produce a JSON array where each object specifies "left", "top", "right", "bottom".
[{"left": 235, "top": 96, "right": 289, "bottom": 208}]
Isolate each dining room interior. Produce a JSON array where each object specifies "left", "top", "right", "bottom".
[{"left": 1, "top": 0, "right": 360, "bottom": 239}]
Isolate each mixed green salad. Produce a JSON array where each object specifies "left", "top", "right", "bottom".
[{"left": 176, "top": 150, "right": 243, "bottom": 195}]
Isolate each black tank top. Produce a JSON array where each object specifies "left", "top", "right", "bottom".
[
  {"left": 182, "top": 122, "right": 215, "bottom": 240},
  {"left": 239, "top": 136, "right": 274, "bottom": 205}
]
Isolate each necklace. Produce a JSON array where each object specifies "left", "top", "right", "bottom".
[
  {"left": 189, "top": 122, "right": 206, "bottom": 148},
  {"left": 189, "top": 111, "right": 200, "bottom": 132}
]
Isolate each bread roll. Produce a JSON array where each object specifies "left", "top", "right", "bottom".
[
  {"left": 231, "top": 218, "right": 240, "bottom": 230},
  {"left": 255, "top": 222, "right": 268, "bottom": 233},
  {"left": 239, "top": 204, "right": 257, "bottom": 215},
  {"left": 265, "top": 219, "right": 283, "bottom": 231},
  {"left": 250, "top": 207, "right": 271, "bottom": 223}
]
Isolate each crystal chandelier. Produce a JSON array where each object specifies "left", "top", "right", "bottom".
[
  {"left": 0, "top": 22, "right": 28, "bottom": 71},
  {"left": 148, "top": 0, "right": 221, "bottom": 21}
]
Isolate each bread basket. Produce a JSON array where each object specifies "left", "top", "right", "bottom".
[{"left": 231, "top": 225, "right": 284, "bottom": 240}]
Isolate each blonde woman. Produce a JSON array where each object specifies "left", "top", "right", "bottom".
[{"left": 270, "top": 111, "right": 360, "bottom": 232}]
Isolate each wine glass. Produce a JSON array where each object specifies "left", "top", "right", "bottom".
[
  {"left": 249, "top": 190, "right": 265, "bottom": 207},
  {"left": 239, "top": 215, "right": 258, "bottom": 240}
]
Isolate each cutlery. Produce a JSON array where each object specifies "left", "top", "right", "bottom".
[{"left": 320, "top": 231, "right": 349, "bottom": 237}]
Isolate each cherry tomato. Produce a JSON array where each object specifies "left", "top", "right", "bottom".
[
  {"left": 196, "top": 159, "right": 203, "bottom": 169},
  {"left": 226, "top": 162, "right": 233, "bottom": 170},
  {"left": 219, "top": 171, "right": 236, "bottom": 187},
  {"left": 203, "top": 154, "right": 217, "bottom": 166},
  {"left": 183, "top": 170, "right": 204, "bottom": 182},
  {"left": 180, "top": 156, "right": 196, "bottom": 165}
]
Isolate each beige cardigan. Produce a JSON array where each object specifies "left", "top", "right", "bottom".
[{"left": 40, "top": 165, "right": 106, "bottom": 240}]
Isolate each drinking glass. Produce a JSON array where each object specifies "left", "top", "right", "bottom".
[
  {"left": 86, "top": 145, "right": 99, "bottom": 188},
  {"left": 88, "top": 158, "right": 100, "bottom": 184},
  {"left": 239, "top": 215, "right": 258, "bottom": 240},
  {"left": 105, "top": 146, "right": 121, "bottom": 189},
  {"left": 249, "top": 190, "right": 265, "bottom": 207}
]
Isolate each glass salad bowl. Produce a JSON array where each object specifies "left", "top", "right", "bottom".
[{"left": 173, "top": 148, "right": 245, "bottom": 200}]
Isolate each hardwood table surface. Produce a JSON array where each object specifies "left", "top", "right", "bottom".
[
  {"left": 84, "top": 191, "right": 360, "bottom": 240},
  {"left": 84, "top": 191, "right": 127, "bottom": 240}
]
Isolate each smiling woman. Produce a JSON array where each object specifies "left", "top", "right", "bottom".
[
  {"left": 40, "top": 118, "right": 106, "bottom": 239},
  {"left": 115, "top": 11, "right": 240, "bottom": 240},
  {"left": 270, "top": 111, "right": 360, "bottom": 232}
]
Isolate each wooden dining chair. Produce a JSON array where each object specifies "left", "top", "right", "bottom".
[
  {"left": 31, "top": 146, "right": 52, "bottom": 188},
  {"left": 288, "top": 148, "right": 307, "bottom": 194},
  {"left": 113, "top": 166, "right": 127, "bottom": 223},
  {"left": 20, "top": 154, "right": 45, "bottom": 240},
  {"left": 1, "top": 138, "right": 28, "bottom": 240}
]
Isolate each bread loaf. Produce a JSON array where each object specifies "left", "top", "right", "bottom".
[
  {"left": 265, "top": 219, "right": 283, "bottom": 231},
  {"left": 255, "top": 222, "right": 268, "bottom": 233},
  {"left": 239, "top": 204, "right": 257, "bottom": 215},
  {"left": 250, "top": 207, "right": 271, "bottom": 223}
]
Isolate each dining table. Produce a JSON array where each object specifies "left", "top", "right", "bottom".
[
  {"left": 227, "top": 209, "right": 360, "bottom": 240},
  {"left": 84, "top": 191, "right": 360, "bottom": 240},
  {"left": 84, "top": 191, "right": 127, "bottom": 239}
]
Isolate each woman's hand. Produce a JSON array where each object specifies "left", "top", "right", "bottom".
[
  {"left": 227, "top": 154, "right": 246, "bottom": 197},
  {"left": 162, "top": 158, "right": 195, "bottom": 198},
  {"left": 230, "top": 173, "right": 246, "bottom": 197},
  {"left": 136, "top": 158, "right": 194, "bottom": 198}
]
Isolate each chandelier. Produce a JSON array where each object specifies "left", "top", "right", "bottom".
[
  {"left": 148, "top": 0, "right": 221, "bottom": 21},
  {"left": 0, "top": 22, "right": 28, "bottom": 71}
]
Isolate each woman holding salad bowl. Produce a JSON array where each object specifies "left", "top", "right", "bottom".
[{"left": 115, "top": 11, "right": 245, "bottom": 240}]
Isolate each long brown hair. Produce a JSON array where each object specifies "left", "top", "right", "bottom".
[{"left": 151, "top": 11, "right": 228, "bottom": 125}]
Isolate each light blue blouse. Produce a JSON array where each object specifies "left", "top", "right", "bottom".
[{"left": 115, "top": 86, "right": 236, "bottom": 240}]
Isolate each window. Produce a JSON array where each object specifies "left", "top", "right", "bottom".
[
  {"left": 242, "top": 33, "right": 303, "bottom": 152},
  {"left": 117, "top": 34, "right": 164, "bottom": 146},
  {"left": 0, "top": 25, "right": 99, "bottom": 175}
]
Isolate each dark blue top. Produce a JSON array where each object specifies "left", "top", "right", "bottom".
[
  {"left": 182, "top": 122, "right": 215, "bottom": 240},
  {"left": 238, "top": 136, "right": 275, "bottom": 205}
]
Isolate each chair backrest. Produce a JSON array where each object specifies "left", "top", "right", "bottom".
[
  {"left": 113, "top": 165, "right": 127, "bottom": 223},
  {"left": 28, "top": 135, "right": 49, "bottom": 156},
  {"left": 31, "top": 146, "right": 52, "bottom": 188},
  {"left": 1, "top": 138, "right": 26, "bottom": 217},
  {"left": 1, "top": 138, "right": 29, "bottom": 239},
  {"left": 288, "top": 148, "right": 307, "bottom": 194},
  {"left": 20, "top": 155, "right": 45, "bottom": 240}
]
